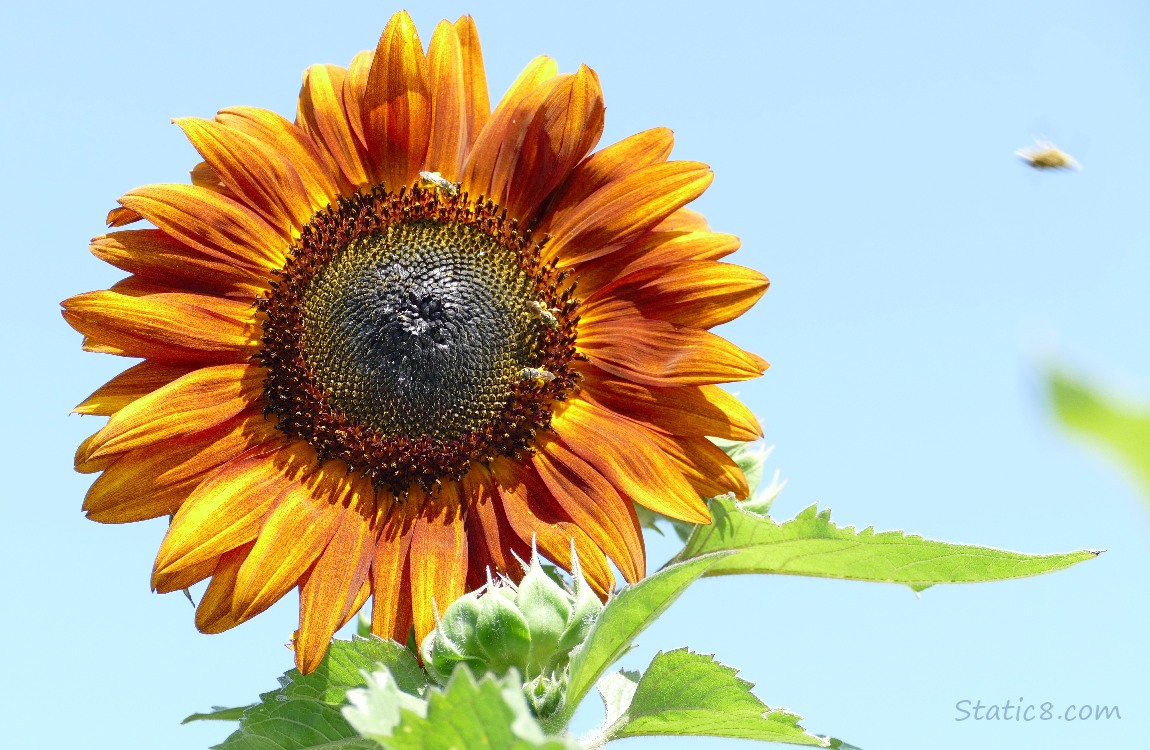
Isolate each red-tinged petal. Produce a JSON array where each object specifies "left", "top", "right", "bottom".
[
  {"left": 362, "top": 11, "right": 431, "bottom": 189},
  {"left": 575, "top": 230, "right": 741, "bottom": 295},
  {"left": 490, "top": 457, "right": 613, "bottom": 597},
  {"left": 159, "top": 554, "right": 219, "bottom": 594},
  {"left": 232, "top": 466, "right": 346, "bottom": 620},
  {"left": 539, "top": 127, "right": 674, "bottom": 231},
  {"left": 644, "top": 429, "right": 749, "bottom": 499},
  {"left": 195, "top": 541, "right": 256, "bottom": 634},
  {"left": 107, "top": 205, "right": 142, "bottom": 227},
  {"left": 176, "top": 117, "right": 313, "bottom": 235},
  {"left": 216, "top": 106, "right": 341, "bottom": 210},
  {"left": 296, "top": 476, "right": 378, "bottom": 674},
  {"left": 552, "top": 399, "right": 709, "bottom": 524},
  {"left": 82, "top": 364, "right": 263, "bottom": 460},
  {"left": 584, "top": 260, "right": 769, "bottom": 330},
  {"left": 424, "top": 21, "right": 467, "bottom": 180},
  {"left": 453, "top": 16, "right": 489, "bottom": 151},
  {"left": 189, "top": 160, "right": 229, "bottom": 194},
  {"left": 579, "top": 316, "right": 766, "bottom": 387},
  {"left": 370, "top": 500, "right": 415, "bottom": 643},
  {"left": 344, "top": 50, "right": 373, "bottom": 151},
  {"left": 62, "top": 289, "right": 259, "bottom": 363},
  {"left": 89, "top": 229, "right": 266, "bottom": 299},
  {"left": 503, "top": 65, "right": 606, "bottom": 223},
  {"left": 152, "top": 443, "right": 311, "bottom": 584},
  {"left": 459, "top": 55, "right": 558, "bottom": 199},
  {"left": 544, "top": 162, "right": 713, "bottom": 267},
  {"left": 407, "top": 485, "right": 468, "bottom": 646},
  {"left": 531, "top": 436, "right": 645, "bottom": 583},
  {"left": 117, "top": 184, "right": 287, "bottom": 272},
  {"left": 341, "top": 577, "right": 373, "bottom": 631},
  {"left": 75, "top": 432, "right": 116, "bottom": 474},
  {"left": 85, "top": 413, "right": 281, "bottom": 525},
  {"left": 73, "top": 361, "right": 195, "bottom": 416},
  {"left": 581, "top": 365, "right": 762, "bottom": 442},
  {"left": 298, "top": 64, "right": 371, "bottom": 191},
  {"left": 462, "top": 465, "right": 529, "bottom": 588}
]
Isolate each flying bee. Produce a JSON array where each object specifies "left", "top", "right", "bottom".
[
  {"left": 519, "top": 367, "right": 556, "bottom": 383},
  {"left": 527, "top": 300, "right": 561, "bottom": 328},
  {"left": 418, "top": 170, "right": 461, "bottom": 196},
  {"left": 1015, "top": 139, "right": 1081, "bottom": 171}
]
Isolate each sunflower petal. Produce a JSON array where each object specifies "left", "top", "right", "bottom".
[
  {"left": 453, "top": 16, "right": 489, "bottom": 151},
  {"left": 89, "top": 230, "right": 265, "bottom": 298},
  {"left": 73, "top": 360, "right": 194, "bottom": 416},
  {"left": 462, "top": 466, "right": 529, "bottom": 584},
  {"left": 575, "top": 230, "right": 741, "bottom": 295},
  {"left": 644, "top": 430, "right": 750, "bottom": 499},
  {"left": 552, "top": 400, "right": 709, "bottom": 524},
  {"left": 424, "top": 21, "right": 467, "bottom": 180},
  {"left": 370, "top": 500, "right": 415, "bottom": 643},
  {"left": 195, "top": 541, "right": 256, "bottom": 634},
  {"left": 407, "top": 486, "right": 468, "bottom": 646},
  {"left": 362, "top": 10, "right": 431, "bottom": 190},
  {"left": 298, "top": 64, "right": 371, "bottom": 191}
]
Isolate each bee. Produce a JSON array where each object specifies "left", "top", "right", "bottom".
[
  {"left": 418, "top": 170, "right": 461, "bottom": 196},
  {"left": 527, "top": 300, "right": 561, "bottom": 329},
  {"left": 519, "top": 367, "right": 556, "bottom": 383},
  {"left": 1015, "top": 139, "right": 1080, "bottom": 171}
]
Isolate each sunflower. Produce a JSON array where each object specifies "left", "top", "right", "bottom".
[{"left": 62, "top": 11, "right": 768, "bottom": 674}]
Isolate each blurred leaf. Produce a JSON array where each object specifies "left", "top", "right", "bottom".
[
  {"left": 346, "top": 667, "right": 573, "bottom": 750},
  {"left": 547, "top": 553, "right": 732, "bottom": 733},
  {"left": 595, "top": 670, "right": 639, "bottom": 730},
  {"left": 209, "top": 636, "right": 425, "bottom": 749},
  {"left": 602, "top": 648, "right": 827, "bottom": 746},
  {"left": 672, "top": 496, "right": 1098, "bottom": 592},
  {"left": 1049, "top": 368, "right": 1150, "bottom": 500},
  {"left": 712, "top": 439, "right": 769, "bottom": 499}
]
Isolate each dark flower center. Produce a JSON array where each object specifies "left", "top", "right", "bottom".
[{"left": 257, "top": 185, "right": 581, "bottom": 496}]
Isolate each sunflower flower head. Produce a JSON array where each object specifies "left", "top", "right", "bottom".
[{"left": 62, "top": 10, "right": 768, "bottom": 674}]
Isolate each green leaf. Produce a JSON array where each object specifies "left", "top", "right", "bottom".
[
  {"left": 673, "top": 496, "right": 1098, "bottom": 592},
  {"left": 605, "top": 648, "right": 827, "bottom": 746},
  {"left": 548, "top": 553, "right": 732, "bottom": 733},
  {"left": 1048, "top": 368, "right": 1150, "bottom": 501},
  {"left": 595, "top": 670, "right": 639, "bottom": 730},
  {"left": 348, "top": 668, "right": 573, "bottom": 750},
  {"left": 184, "top": 705, "right": 253, "bottom": 724},
  {"left": 211, "top": 637, "right": 426, "bottom": 750}
]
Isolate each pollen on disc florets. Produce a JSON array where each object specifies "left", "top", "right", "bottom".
[{"left": 256, "top": 184, "right": 581, "bottom": 496}]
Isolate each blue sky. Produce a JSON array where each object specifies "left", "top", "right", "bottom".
[{"left": 3, "top": 1, "right": 1148, "bottom": 748}]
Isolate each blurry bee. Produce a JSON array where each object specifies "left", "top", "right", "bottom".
[
  {"left": 527, "top": 300, "right": 561, "bottom": 328},
  {"left": 1015, "top": 139, "right": 1080, "bottom": 171},
  {"left": 419, "top": 170, "right": 461, "bottom": 196},
  {"left": 519, "top": 367, "right": 556, "bottom": 383}
]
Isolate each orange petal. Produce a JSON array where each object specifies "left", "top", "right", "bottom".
[
  {"left": 370, "top": 499, "right": 415, "bottom": 643},
  {"left": 552, "top": 399, "right": 709, "bottom": 524},
  {"left": 583, "top": 260, "right": 769, "bottom": 330},
  {"left": 579, "top": 316, "right": 766, "bottom": 387},
  {"left": 344, "top": 50, "right": 373, "bottom": 151},
  {"left": 362, "top": 11, "right": 431, "bottom": 190},
  {"left": 85, "top": 413, "right": 282, "bottom": 526},
  {"left": 462, "top": 466, "right": 529, "bottom": 588},
  {"left": 176, "top": 117, "right": 313, "bottom": 235},
  {"left": 298, "top": 64, "right": 371, "bottom": 191},
  {"left": 544, "top": 162, "right": 713, "bottom": 267},
  {"left": 82, "top": 364, "right": 263, "bottom": 460},
  {"left": 502, "top": 65, "right": 606, "bottom": 223},
  {"left": 195, "top": 541, "right": 256, "bottom": 634},
  {"left": 74, "top": 361, "right": 194, "bottom": 416},
  {"left": 575, "top": 230, "right": 741, "bottom": 295},
  {"left": 152, "top": 443, "right": 310, "bottom": 585},
  {"left": 232, "top": 466, "right": 345, "bottom": 620},
  {"left": 216, "top": 106, "right": 340, "bottom": 211},
  {"left": 189, "top": 160, "right": 231, "bottom": 195},
  {"left": 75, "top": 432, "right": 117, "bottom": 474},
  {"left": 531, "top": 437, "right": 645, "bottom": 583},
  {"left": 539, "top": 127, "right": 674, "bottom": 231},
  {"left": 407, "top": 486, "right": 468, "bottom": 646},
  {"left": 89, "top": 229, "right": 265, "bottom": 298},
  {"left": 296, "top": 477, "right": 379, "bottom": 674},
  {"left": 62, "top": 289, "right": 259, "bottom": 363},
  {"left": 644, "top": 430, "right": 749, "bottom": 499},
  {"left": 581, "top": 366, "right": 762, "bottom": 442},
  {"left": 458, "top": 55, "right": 558, "bottom": 200},
  {"left": 454, "top": 16, "right": 489, "bottom": 152},
  {"left": 160, "top": 554, "right": 219, "bottom": 594},
  {"left": 117, "top": 184, "right": 287, "bottom": 271},
  {"left": 490, "top": 456, "right": 613, "bottom": 597},
  {"left": 424, "top": 21, "right": 467, "bottom": 181},
  {"left": 107, "top": 205, "right": 143, "bottom": 227}
]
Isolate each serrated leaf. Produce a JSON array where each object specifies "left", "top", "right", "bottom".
[
  {"left": 211, "top": 637, "right": 426, "bottom": 750},
  {"left": 673, "top": 496, "right": 1098, "bottom": 592},
  {"left": 608, "top": 648, "right": 827, "bottom": 746},
  {"left": 1049, "top": 368, "right": 1150, "bottom": 501},
  {"left": 184, "top": 705, "right": 253, "bottom": 724},
  {"left": 549, "top": 553, "right": 731, "bottom": 733},
  {"left": 356, "top": 668, "right": 573, "bottom": 750}
]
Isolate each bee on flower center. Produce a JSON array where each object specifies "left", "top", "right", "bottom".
[
  {"left": 418, "top": 170, "right": 461, "bottom": 196},
  {"left": 526, "top": 300, "right": 561, "bottom": 328},
  {"left": 519, "top": 367, "right": 556, "bottom": 383}
]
